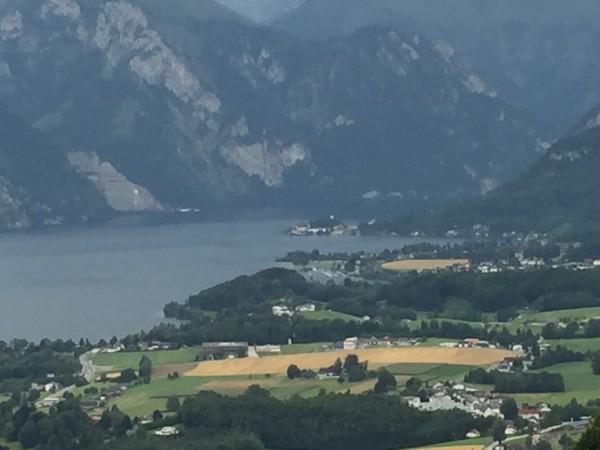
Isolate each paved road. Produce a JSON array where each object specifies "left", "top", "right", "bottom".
[
  {"left": 483, "top": 420, "right": 590, "bottom": 450},
  {"left": 35, "top": 385, "right": 75, "bottom": 408},
  {"left": 80, "top": 352, "right": 95, "bottom": 382},
  {"left": 80, "top": 350, "right": 113, "bottom": 382}
]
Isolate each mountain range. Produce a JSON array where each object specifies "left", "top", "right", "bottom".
[
  {"left": 370, "top": 107, "right": 600, "bottom": 238},
  {"left": 276, "top": 0, "right": 600, "bottom": 132},
  {"left": 0, "top": 0, "right": 547, "bottom": 229}
]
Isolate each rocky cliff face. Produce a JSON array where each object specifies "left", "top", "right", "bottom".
[{"left": 0, "top": 0, "right": 546, "bottom": 228}]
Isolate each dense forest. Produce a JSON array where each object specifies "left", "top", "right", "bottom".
[{"left": 155, "top": 267, "right": 600, "bottom": 346}]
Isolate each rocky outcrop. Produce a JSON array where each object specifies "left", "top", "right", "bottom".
[{"left": 68, "top": 152, "right": 163, "bottom": 212}]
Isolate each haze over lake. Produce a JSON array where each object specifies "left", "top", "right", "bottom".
[{"left": 0, "top": 220, "right": 451, "bottom": 341}]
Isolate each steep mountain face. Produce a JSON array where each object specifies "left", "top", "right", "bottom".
[
  {"left": 0, "top": 105, "right": 110, "bottom": 228},
  {"left": 0, "top": 0, "right": 545, "bottom": 227},
  {"left": 373, "top": 105, "right": 600, "bottom": 237},
  {"left": 276, "top": 0, "right": 600, "bottom": 131}
]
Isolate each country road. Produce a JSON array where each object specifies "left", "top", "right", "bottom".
[
  {"left": 483, "top": 420, "right": 590, "bottom": 450},
  {"left": 80, "top": 350, "right": 114, "bottom": 382}
]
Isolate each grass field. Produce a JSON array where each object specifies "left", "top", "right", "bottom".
[
  {"left": 505, "top": 306, "right": 600, "bottom": 333},
  {"left": 298, "top": 310, "right": 361, "bottom": 322},
  {"left": 514, "top": 361, "right": 600, "bottom": 405},
  {"left": 547, "top": 337, "right": 600, "bottom": 352},
  {"left": 90, "top": 347, "right": 201, "bottom": 369},
  {"left": 386, "top": 363, "right": 472, "bottom": 383},
  {"left": 185, "top": 347, "right": 514, "bottom": 376},
  {"left": 280, "top": 342, "right": 331, "bottom": 355},
  {"left": 382, "top": 259, "right": 469, "bottom": 271},
  {"left": 108, "top": 373, "right": 350, "bottom": 416},
  {"left": 409, "top": 314, "right": 486, "bottom": 331}
]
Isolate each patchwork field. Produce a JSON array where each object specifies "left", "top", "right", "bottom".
[
  {"left": 185, "top": 347, "right": 514, "bottom": 376},
  {"left": 382, "top": 259, "right": 469, "bottom": 271},
  {"left": 90, "top": 347, "right": 201, "bottom": 369}
]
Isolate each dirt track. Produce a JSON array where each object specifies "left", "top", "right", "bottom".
[{"left": 185, "top": 347, "right": 513, "bottom": 376}]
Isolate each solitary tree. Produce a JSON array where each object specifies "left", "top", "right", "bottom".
[
  {"left": 491, "top": 418, "right": 506, "bottom": 446},
  {"left": 166, "top": 396, "right": 181, "bottom": 412},
  {"left": 287, "top": 364, "right": 301, "bottom": 379},
  {"left": 344, "top": 354, "right": 359, "bottom": 370},
  {"left": 139, "top": 355, "right": 153, "bottom": 378},
  {"left": 500, "top": 397, "right": 518, "bottom": 421},
  {"left": 374, "top": 370, "right": 397, "bottom": 394}
]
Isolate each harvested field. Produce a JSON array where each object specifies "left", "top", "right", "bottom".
[
  {"left": 185, "top": 347, "right": 513, "bottom": 376},
  {"left": 341, "top": 379, "right": 377, "bottom": 394},
  {"left": 382, "top": 259, "right": 469, "bottom": 271},
  {"left": 152, "top": 363, "right": 197, "bottom": 378}
]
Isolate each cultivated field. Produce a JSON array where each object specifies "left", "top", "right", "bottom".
[
  {"left": 185, "top": 347, "right": 514, "bottom": 376},
  {"left": 90, "top": 347, "right": 201, "bottom": 369},
  {"left": 382, "top": 259, "right": 469, "bottom": 271}
]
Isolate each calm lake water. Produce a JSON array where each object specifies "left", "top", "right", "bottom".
[{"left": 0, "top": 220, "right": 451, "bottom": 341}]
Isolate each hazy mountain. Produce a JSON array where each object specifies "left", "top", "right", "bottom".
[
  {"left": 0, "top": 0, "right": 544, "bottom": 228},
  {"left": 0, "top": 104, "right": 111, "bottom": 228},
  {"left": 276, "top": 0, "right": 600, "bottom": 131},
  {"left": 215, "top": 0, "right": 303, "bottom": 23},
  {"left": 371, "top": 105, "right": 600, "bottom": 237}
]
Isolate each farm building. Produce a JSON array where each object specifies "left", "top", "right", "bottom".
[{"left": 202, "top": 342, "right": 249, "bottom": 360}]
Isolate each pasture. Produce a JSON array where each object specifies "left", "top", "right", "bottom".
[{"left": 514, "top": 361, "right": 600, "bottom": 405}]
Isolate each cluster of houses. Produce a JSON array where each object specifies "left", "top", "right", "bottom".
[
  {"left": 403, "top": 381, "right": 551, "bottom": 438},
  {"left": 339, "top": 336, "right": 422, "bottom": 350},
  {"left": 272, "top": 303, "right": 316, "bottom": 317},
  {"left": 287, "top": 216, "right": 356, "bottom": 236},
  {"left": 77, "top": 384, "right": 129, "bottom": 412}
]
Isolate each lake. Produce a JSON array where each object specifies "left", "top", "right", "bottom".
[{"left": 0, "top": 220, "right": 452, "bottom": 341}]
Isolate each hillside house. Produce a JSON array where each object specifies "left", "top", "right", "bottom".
[
  {"left": 295, "top": 303, "right": 316, "bottom": 312},
  {"left": 466, "top": 429, "right": 481, "bottom": 438},
  {"left": 255, "top": 345, "right": 281, "bottom": 354},
  {"left": 519, "top": 407, "right": 540, "bottom": 422},
  {"left": 343, "top": 337, "right": 359, "bottom": 350},
  {"left": 272, "top": 305, "right": 294, "bottom": 317},
  {"left": 154, "top": 426, "right": 179, "bottom": 437}
]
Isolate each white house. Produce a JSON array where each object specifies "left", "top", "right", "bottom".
[
  {"left": 154, "top": 427, "right": 179, "bottom": 437},
  {"left": 466, "top": 429, "right": 481, "bottom": 439},
  {"left": 403, "top": 396, "right": 421, "bottom": 408},
  {"left": 272, "top": 305, "right": 294, "bottom": 317},
  {"left": 343, "top": 337, "right": 359, "bottom": 350},
  {"left": 295, "top": 303, "right": 316, "bottom": 312}
]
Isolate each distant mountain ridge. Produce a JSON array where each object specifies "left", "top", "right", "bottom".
[
  {"left": 215, "top": 0, "right": 303, "bottom": 23},
  {"left": 276, "top": 0, "right": 600, "bottom": 132},
  {"left": 369, "top": 104, "right": 600, "bottom": 238},
  {"left": 0, "top": 0, "right": 544, "bottom": 228}
]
